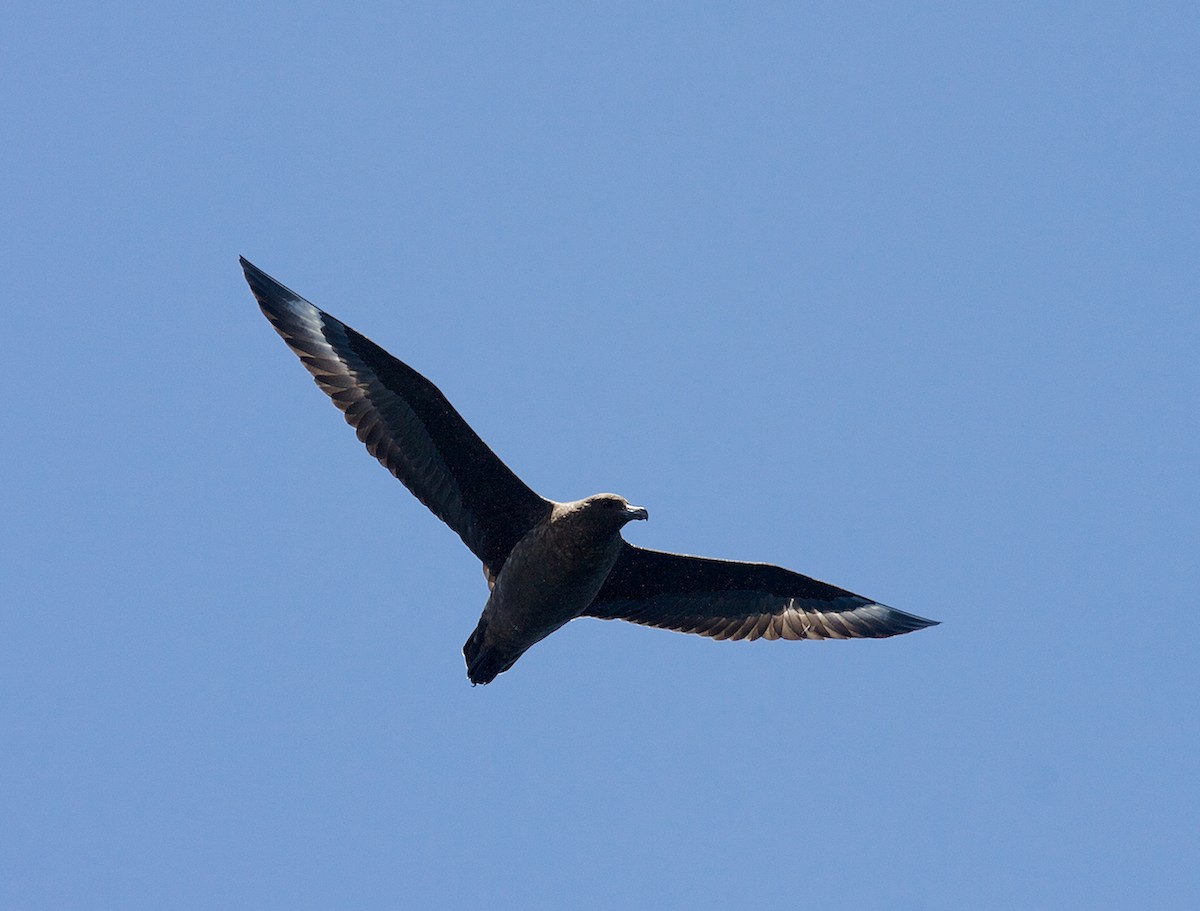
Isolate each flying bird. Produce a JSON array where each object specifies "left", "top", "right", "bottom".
[{"left": 241, "top": 258, "right": 938, "bottom": 684}]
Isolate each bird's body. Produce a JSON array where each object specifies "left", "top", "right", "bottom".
[
  {"left": 465, "top": 495, "right": 646, "bottom": 683},
  {"left": 241, "top": 258, "right": 938, "bottom": 684}
]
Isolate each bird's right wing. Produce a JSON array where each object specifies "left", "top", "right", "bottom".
[
  {"left": 242, "top": 258, "right": 552, "bottom": 575},
  {"left": 586, "top": 544, "right": 938, "bottom": 641}
]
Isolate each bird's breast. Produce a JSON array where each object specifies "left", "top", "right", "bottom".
[{"left": 483, "top": 522, "right": 624, "bottom": 650}]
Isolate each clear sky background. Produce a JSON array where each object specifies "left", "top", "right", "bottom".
[{"left": 3, "top": 3, "right": 1197, "bottom": 909}]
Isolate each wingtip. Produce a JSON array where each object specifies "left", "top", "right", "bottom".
[
  {"left": 238, "top": 256, "right": 305, "bottom": 308},
  {"left": 891, "top": 606, "right": 940, "bottom": 632},
  {"left": 237, "top": 254, "right": 260, "bottom": 281}
]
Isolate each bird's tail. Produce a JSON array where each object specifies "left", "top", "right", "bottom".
[{"left": 462, "top": 617, "right": 516, "bottom": 686}]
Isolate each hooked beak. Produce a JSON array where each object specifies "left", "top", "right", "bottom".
[{"left": 625, "top": 504, "right": 649, "bottom": 522}]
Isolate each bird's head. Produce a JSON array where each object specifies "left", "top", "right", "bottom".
[{"left": 579, "top": 493, "right": 649, "bottom": 528}]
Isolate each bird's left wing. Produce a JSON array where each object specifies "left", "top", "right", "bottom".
[
  {"left": 586, "top": 544, "right": 937, "bottom": 640},
  {"left": 242, "top": 258, "right": 552, "bottom": 576}
]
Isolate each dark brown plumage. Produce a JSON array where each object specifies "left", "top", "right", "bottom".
[{"left": 242, "top": 258, "right": 938, "bottom": 684}]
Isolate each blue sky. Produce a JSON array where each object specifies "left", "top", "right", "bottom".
[{"left": 3, "top": 2, "right": 1197, "bottom": 908}]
